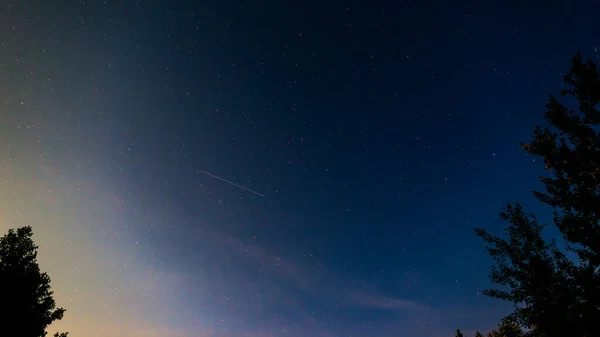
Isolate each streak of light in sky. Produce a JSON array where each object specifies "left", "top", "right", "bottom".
[{"left": 199, "top": 170, "right": 266, "bottom": 198}]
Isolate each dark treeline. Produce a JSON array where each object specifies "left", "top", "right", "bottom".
[
  {"left": 0, "top": 226, "right": 69, "bottom": 337},
  {"left": 460, "top": 53, "right": 600, "bottom": 336}
]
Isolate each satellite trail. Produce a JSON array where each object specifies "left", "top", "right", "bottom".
[{"left": 199, "top": 170, "right": 266, "bottom": 198}]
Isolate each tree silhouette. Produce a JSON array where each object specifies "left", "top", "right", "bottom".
[
  {"left": 486, "top": 318, "right": 526, "bottom": 337},
  {"left": 0, "top": 226, "right": 68, "bottom": 337},
  {"left": 456, "top": 329, "right": 465, "bottom": 337},
  {"left": 474, "top": 52, "right": 600, "bottom": 336}
]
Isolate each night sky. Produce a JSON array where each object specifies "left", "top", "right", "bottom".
[{"left": 1, "top": 1, "right": 599, "bottom": 336}]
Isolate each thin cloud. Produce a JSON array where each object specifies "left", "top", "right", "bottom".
[
  {"left": 217, "top": 232, "right": 424, "bottom": 312},
  {"left": 349, "top": 293, "right": 425, "bottom": 310}
]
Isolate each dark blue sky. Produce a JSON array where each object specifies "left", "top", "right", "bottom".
[{"left": 2, "top": 1, "right": 599, "bottom": 336}]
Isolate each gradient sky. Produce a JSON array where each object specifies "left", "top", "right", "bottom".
[{"left": 1, "top": 1, "right": 599, "bottom": 336}]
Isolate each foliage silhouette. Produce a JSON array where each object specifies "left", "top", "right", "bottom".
[
  {"left": 474, "top": 52, "right": 600, "bottom": 336},
  {"left": 0, "top": 226, "right": 68, "bottom": 337},
  {"left": 486, "top": 318, "right": 526, "bottom": 337},
  {"left": 455, "top": 319, "right": 526, "bottom": 337}
]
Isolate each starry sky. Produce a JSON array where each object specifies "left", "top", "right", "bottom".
[{"left": 1, "top": 1, "right": 599, "bottom": 336}]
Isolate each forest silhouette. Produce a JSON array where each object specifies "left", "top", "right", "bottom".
[{"left": 459, "top": 52, "right": 600, "bottom": 336}]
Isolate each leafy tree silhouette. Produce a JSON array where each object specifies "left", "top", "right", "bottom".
[
  {"left": 0, "top": 226, "right": 69, "bottom": 337},
  {"left": 474, "top": 52, "right": 600, "bottom": 337},
  {"left": 486, "top": 318, "right": 526, "bottom": 337}
]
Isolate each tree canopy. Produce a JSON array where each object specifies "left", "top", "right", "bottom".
[
  {"left": 474, "top": 52, "right": 600, "bottom": 336},
  {"left": 0, "top": 226, "right": 68, "bottom": 337}
]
